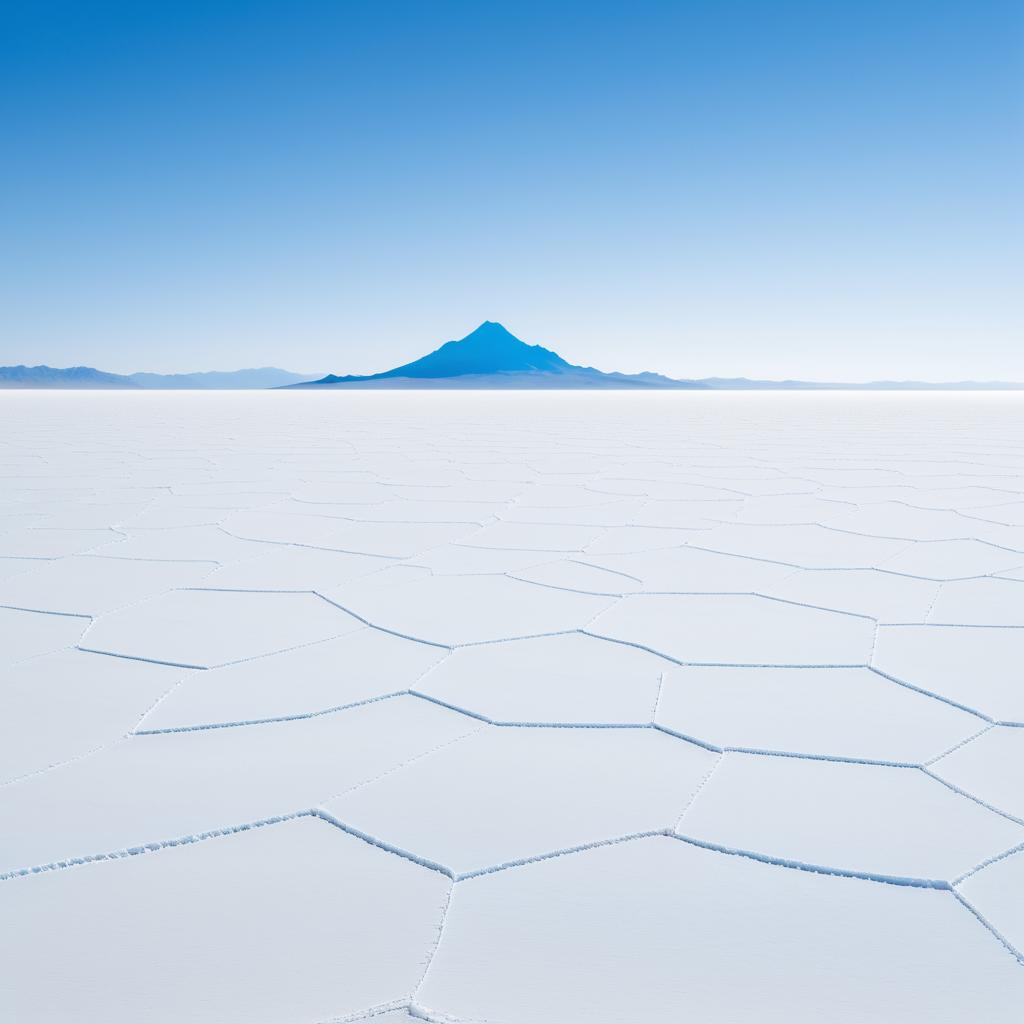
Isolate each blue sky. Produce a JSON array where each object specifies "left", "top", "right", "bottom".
[{"left": 1, "top": 0, "right": 1021, "bottom": 379}]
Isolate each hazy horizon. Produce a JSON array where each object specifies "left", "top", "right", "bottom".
[
  {"left": 2, "top": 2, "right": 1021, "bottom": 379},
  {"left": 8, "top": 317, "right": 1024, "bottom": 385}
]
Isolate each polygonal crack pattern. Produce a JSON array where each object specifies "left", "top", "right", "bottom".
[{"left": 1, "top": 390, "right": 1023, "bottom": 1023}]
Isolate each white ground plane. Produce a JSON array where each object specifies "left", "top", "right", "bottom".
[{"left": 1, "top": 390, "right": 1023, "bottom": 1022}]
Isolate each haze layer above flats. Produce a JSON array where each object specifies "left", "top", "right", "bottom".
[{"left": 6, "top": 322, "right": 1024, "bottom": 389}]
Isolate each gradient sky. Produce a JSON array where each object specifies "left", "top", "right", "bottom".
[{"left": 1, "top": 0, "right": 1021, "bottom": 379}]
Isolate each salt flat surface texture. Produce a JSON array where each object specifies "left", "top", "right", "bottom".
[{"left": 1, "top": 391, "right": 1023, "bottom": 1023}]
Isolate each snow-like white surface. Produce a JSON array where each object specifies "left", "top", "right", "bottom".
[
  {"left": 92, "top": 523, "right": 271, "bottom": 562},
  {"left": 325, "top": 727, "right": 714, "bottom": 875},
  {"left": 930, "top": 726, "right": 1024, "bottom": 821},
  {"left": 585, "top": 542, "right": 795, "bottom": 591},
  {"left": 872, "top": 624, "right": 1024, "bottom": 722},
  {"left": 0, "top": 527, "right": 124, "bottom": 558},
  {"left": 767, "top": 566, "right": 940, "bottom": 621},
  {"left": 204, "top": 544, "right": 387, "bottom": 589},
  {"left": 418, "top": 837, "right": 1024, "bottom": 1023},
  {"left": 0, "top": 553, "right": 213, "bottom": 616},
  {"left": 0, "top": 695, "right": 479, "bottom": 877},
  {"left": 588, "top": 592, "right": 875, "bottom": 665},
  {"left": 1, "top": 390, "right": 1022, "bottom": 1021},
  {"left": 81, "top": 588, "right": 355, "bottom": 667},
  {"left": 927, "top": 576, "right": 1024, "bottom": 626},
  {"left": 958, "top": 848, "right": 1024, "bottom": 957},
  {"left": 416, "top": 632, "right": 663, "bottom": 724},
  {"left": 655, "top": 665, "right": 978, "bottom": 762},
  {"left": 679, "top": 751, "right": 1023, "bottom": 881},
  {"left": 0, "top": 817, "right": 450, "bottom": 1022},
  {"left": 145, "top": 627, "right": 444, "bottom": 730},
  {"left": 0, "top": 648, "right": 182, "bottom": 782},
  {"left": 331, "top": 571, "right": 612, "bottom": 645},
  {"left": 0, "top": 605, "right": 87, "bottom": 667},
  {"left": 877, "top": 538, "right": 1024, "bottom": 580},
  {"left": 691, "top": 521, "right": 913, "bottom": 568},
  {"left": 508, "top": 557, "right": 644, "bottom": 595}
]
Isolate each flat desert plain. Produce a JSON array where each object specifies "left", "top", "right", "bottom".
[{"left": 2, "top": 390, "right": 1024, "bottom": 1023}]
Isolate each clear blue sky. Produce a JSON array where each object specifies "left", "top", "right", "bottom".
[{"left": 1, "top": 0, "right": 1021, "bottom": 379}]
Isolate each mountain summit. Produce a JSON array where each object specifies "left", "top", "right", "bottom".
[
  {"left": 389, "top": 321, "right": 574, "bottom": 377},
  {"left": 294, "top": 322, "right": 690, "bottom": 389}
]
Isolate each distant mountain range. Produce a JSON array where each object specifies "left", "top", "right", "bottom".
[
  {"left": 4, "top": 323, "right": 1022, "bottom": 389},
  {"left": 288, "top": 321, "right": 1024, "bottom": 391},
  {"left": 0, "top": 366, "right": 317, "bottom": 389},
  {"left": 128, "top": 368, "right": 318, "bottom": 389}
]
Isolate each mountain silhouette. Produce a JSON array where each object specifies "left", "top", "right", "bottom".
[
  {"left": 294, "top": 321, "right": 694, "bottom": 389},
  {"left": 0, "top": 365, "right": 140, "bottom": 388},
  {"left": 0, "top": 365, "right": 317, "bottom": 389},
  {"left": 127, "top": 367, "right": 317, "bottom": 389}
]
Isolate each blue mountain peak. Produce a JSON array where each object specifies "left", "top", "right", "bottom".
[
  {"left": 313, "top": 322, "right": 575, "bottom": 383},
  {"left": 300, "top": 321, "right": 698, "bottom": 388}
]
